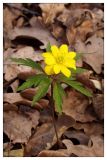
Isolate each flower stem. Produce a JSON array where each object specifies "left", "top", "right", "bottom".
[{"left": 50, "top": 82, "right": 60, "bottom": 146}]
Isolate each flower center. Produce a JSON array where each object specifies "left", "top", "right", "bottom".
[{"left": 56, "top": 56, "right": 64, "bottom": 64}]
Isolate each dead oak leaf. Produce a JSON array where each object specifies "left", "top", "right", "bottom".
[
  {"left": 75, "top": 35, "right": 104, "bottom": 73},
  {"left": 4, "top": 110, "right": 40, "bottom": 144},
  {"left": 62, "top": 90, "right": 96, "bottom": 122}
]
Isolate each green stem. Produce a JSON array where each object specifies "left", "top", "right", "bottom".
[{"left": 50, "top": 82, "right": 60, "bottom": 146}]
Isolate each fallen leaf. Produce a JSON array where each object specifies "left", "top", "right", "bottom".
[
  {"left": 90, "top": 79, "right": 102, "bottom": 90},
  {"left": 64, "top": 130, "right": 90, "bottom": 145},
  {"left": 62, "top": 135, "right": 103, "bottom": 156},
  {"left": 76, "top": 70, "right": 95, "bottom": 91},
  {"left": 39, "top": 4, "right": 65, "bottom": 25},
  {"left": 4, "top": 148, "right": 24, "bottom": 157},
  {"left": 62, "top": 90, "right": 96, "bottom": 122},
  {"left": 24, "top": 114, "right": 75, "bottom": 156},
  {"left": 3, "top": 5, "right": 22, "bottom": 49},
  {"left": 4, "top": 93, "right": 48, "bottom": 109},
  {"left": 8, "top": 18, "right": 59, "bottom": 49},
  {"left": 4, "top": 46, "right": 42, "bottom": 81},
  {"left": 38, "top": 135, "right": 103, "bottom": 157},
  {"left": 4, "top": 109, "right": 40, "bottom": 143},
  {"left": 73, "top": 122, "right": 103, "bottom": 136},
  {"left": 75, "top": 35, "right": 104, "bottom": 73},
  {"left": 38, "top": 150, "right": 68, "bottom": 157},
  {"left": 92, "top": 94, "right": 104, "bottom": 120}
]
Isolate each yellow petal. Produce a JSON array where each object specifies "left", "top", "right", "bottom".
[
  {"left": 44, "top": 65, "right": 54, "bottom": 75},
  {"left": 67, "top": 52, "right": 76, "bottom": 59},
  {"left": 42, "top": 52, "right": 52, "bottom": 58},
  {"left": 64, "top": 59, "right": 76, "bottom": 69},
  {"left": 59, "top": 44, "right": 68, "bottom": 55},
  {"left": 44, "top": 55, "right": 56, "bottom": 65},
  {"left": 61, "top": 65, "right": 71, "bottom": 77},
  {"left": 51, "top": 45, "right": 59, "bottom": 57},
  {"left": 53, "top": 64, "right": 61, "bottom": 74}
]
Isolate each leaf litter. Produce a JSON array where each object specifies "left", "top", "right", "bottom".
[{"left": 3, "top": 3, "right": 104, "bottom": 157}]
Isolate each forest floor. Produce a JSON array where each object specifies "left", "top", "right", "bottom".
[{"left": 3, "top": 3, "right": 104, "bottom": 157}]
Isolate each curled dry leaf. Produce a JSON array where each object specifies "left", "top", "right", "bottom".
[
  {"left": 4, "top": 93, "right": 48, "bottom": 109},
  {"left": 73, "top": 122, "right": 103, "bottom": 136},
  {"left": 64, "top": 130, "right": 90, "bottom": 145},
  {"left": 76, "top": 70, "right": 95, "bottom": 91},
  {"left": 38, "top": 150, "right": 68, "bottom": 157},
  {"left": 8, "top": 18, "right": 59, "bottom": 49},
  {"left": 21, "top": 88, "right": 49, "bottom": 108},
  {"left": 92, "top": 94, "right": 104, "bottom": 120},
  {"left": 39, "top": 4, "right": 65, "bottom": 25},
  {"left": 75, "top": 35, "right": 104, "bottom": 74},
  {"left": 62, "top": 135, "right": 103, "bottom": 157},
  {"left": 38, "top": 135, "right": 103, "bottom": 157},
  {"left": 4, "top": 109, "right": 40, "bottom": 144},
  {"left": 62, "top": 90, "right": 96, "bottom": 122},
  {"left": 24, "top": 114, "right": 75, "bottom": 156},
  {"left": 3, "top": 5, "right": 22, "bottom": 49}
]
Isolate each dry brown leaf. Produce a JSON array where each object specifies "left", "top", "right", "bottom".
[
  {"left": 76, "top": 70, "right": 95, "bottom": 90},
  {"left": 24, "top": 114, "right": 75, "bottom": 156},
  {"left": 52, "top": 23, "right": 65, "bottom": 40},
  {"left": 20, "top": 88, "right": 49, "bottom": 108},
  {"left": 38, "top": 150, "right": 68, "bottom": 157},
  {"left": 3, "top": 5, "right": 22, "bottom": 49},
  {"left": 8, "top": 18, "right": 59, "bottom": 49},
  {"left": 38, "top": 135, "right": 103, "bottom": 157},
  {"left": 92, "top": 94, "right": 104, "bottom": 120},
  {"left": 64, "top": 130, "right": 90, "bottom": 145},
  {"left": 4, "top": 47, "right": 42, "bottom": 81},
  {"left": 17, "top": 71, "right": 37, "bottom": 81},
  {"left": 75, "top": 35, "right": 103, "bottom": 73},
  {"left": 73, "top": 122, "right": 103, "bottom": 136},
  {"left": 4, "top": 148, "right": 24, "bottom": 157},
  {"left": 39, "top": 4, "right": 65, "bottom": 25},
  {"left": 4, "top": 93, "right": 48, "bottom": 109},
  {"left": 62, "top": 90, "right": 96, "bottom": 122},
  {"left": 62, "top": 135, "right": 104, "bottom": 157},
  {"left": 4, "top": 103, "right": 18, "bottom": 112},
  {"left": 4, "top": 109, "right": 40, "bottom": 144},
  {"left": 10, "top": 79, "right": 19, "bottom": 93},
  {"left": 66, "top": 20, "right": 94, "bottom": 44}
]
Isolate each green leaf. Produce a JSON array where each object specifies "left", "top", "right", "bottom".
[
  {"left": 63, "top": 80, "right": 93, "bottom": 97},
  {"left": 32, "top": 77, "right": 51, "bottom": 106},
  {"left": 46, "top": 42, "right": 51, "bottom": 52},
  {"left": 17, "top": 74, "right": 46, "bottom": 91},
  {"left": 58, "top": 74, "right": 76, "bottom": 82},
  {"left": 53, "top": 82, "right": 65, "bottom": 113},
  {"left": 71, "top": 67, "right": 87, "bottom": 74},
  {"left": 11, "top": 57, "right": 43, "bottom": 71}
]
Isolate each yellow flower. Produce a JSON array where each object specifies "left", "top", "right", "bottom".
[{"left": 42, "top": 44, "right": 76, "bottom": 77}]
